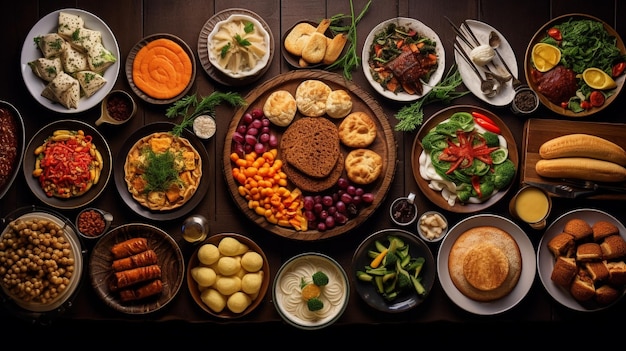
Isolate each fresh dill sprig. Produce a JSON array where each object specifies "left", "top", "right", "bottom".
[
  {"left": 394, "top": 64, "right": 469, "bottom": 132},
  {"left": 166, "top": 92, "right": 247, "bottom": 136}
]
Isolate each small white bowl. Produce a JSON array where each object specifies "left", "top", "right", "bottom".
[
  {"left": 273, "top": 252, "right": 349, "bottom": 330},
  {"left": 208, "top": 14, "right": 271, "bottom": 79},
  {"left": 417, "top": 210, "right": 449, "bottom": 243}
]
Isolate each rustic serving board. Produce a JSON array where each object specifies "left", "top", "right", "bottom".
[
  {"left": 521, "top": 118, "right": 626, "bottom": 200},
  {"left": 222, "top": 70, "right": 397, "bottom": 241}
]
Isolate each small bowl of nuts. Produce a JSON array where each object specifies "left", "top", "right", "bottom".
[
  {"left": 417, "top": 211, "right": 449, "bottom": 243},
  {"left": 76, "top": 207, "right": 113, "bottom": 241}
]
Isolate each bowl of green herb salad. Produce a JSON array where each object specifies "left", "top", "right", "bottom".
[{"left": 524, "top": 13, "right": 626, "bottom": 117}]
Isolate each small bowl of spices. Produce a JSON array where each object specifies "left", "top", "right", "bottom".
[
  {"left": 76, "top": 207, "right": 113, "bottom": 240},
  {"left": 389, "top": 193, "right": 418, "bottom": 226},
  {"left": 511, "top": 85, "right": 539, "bottom": 115},
  {"left": 96, "top": 90, "right": 137, "bottom": 126}
]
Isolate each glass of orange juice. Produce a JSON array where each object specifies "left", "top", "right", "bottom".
[{"left": 509, "top": 185, "right": 552, "bottom": 230}]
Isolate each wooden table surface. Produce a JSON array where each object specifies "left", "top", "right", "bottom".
[{"left": 2, "top": 0, "right": 626, "bottom": 339}]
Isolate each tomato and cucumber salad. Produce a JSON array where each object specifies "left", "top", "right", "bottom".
[{"left": 419, "top": 111, "right": 514, "bottom": 204}]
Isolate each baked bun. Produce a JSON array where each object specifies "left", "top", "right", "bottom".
[
  {"left": 325, "top": 89, "right": 352, "bottom": 118},
  {"left": 595, "top": 284, "right": 620, "bottom": 305},
  {"left": 550, "top": 256, "right": 577, "bottom": 287},
  {"left": 295, "top": 80, "right": 332, "bottom": 117},
  {"left": 607, "top": 260, "right": 626, "bottom": 285},
  {"left": 592, "top": 220, "right": 619, "bottom": 242},
  {"left": 263, "top": 90, "right": 297, "bottom": 127},
  {"left": 584, "top": 260, "right": 610, "bottom": 282},
  {"left": 338, "top": 112, "right": 377, "bottom": 148},
  {"left": 576, "top": 242, "right": 603, "bottom": 261},
  {"left": 569, "top": 270, "right": 596, "bottom": 302},
  {"left": 284, "top": 22, "right": 316, "bottom": 56},
  {"left": 301, "top": 32, "right": 327, "bottom": 64},
  {"left": 448, "top": 226, "right": 522, "bottom": 302},
  {"left": 564, "top": 218, "right": 593, "bottom": 241},
  {"left": 600, "top": 235, "right": 626, "bottom": 260},
  {"left": 547, "top": 232, "right": 575, "bottom": 257},
  {"left": 344, "top": 148, "right": 383, "bottom": 185}
]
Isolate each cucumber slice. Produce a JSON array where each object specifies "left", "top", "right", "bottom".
[{"left": 491, "top": 148, "right": 508, "bottom": 164}]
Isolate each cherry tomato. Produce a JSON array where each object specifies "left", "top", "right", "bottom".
[
  {"left": 471, "top": 111, "right": 501, "bottom": 134},
  {"left": 580, "top": 100, "right": 591, "bottom": 110},
  {"left": 589, "top": 91, "right": 606, "bottom": 107},
  {"left": 560, "top": 102, "right": 569, "bottom": 109},
  {"left": 612, "top": 62, "right": 626, "bottom": 77},
  {"left": 547, "top": 28, "right": 562, "bottom": 41}
]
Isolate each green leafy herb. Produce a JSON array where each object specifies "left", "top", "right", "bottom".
[
  {"left": 166, "top": 92, "right": 247, "bottom": 136},
  {"left": 220, "top": 42, "right": 231, "bottom": 58},
  {"left": 234, "top": 34, "right": 251, "bottom": 47},
  {"left": 325, "top": 0, "right": 372, "bottom": 80},
  {"left": 394, "top": 64, "right": 470, "bottom": 132},
  {"left": 244, "top": 21, "right": 254, "bottom": 34},
  {"left": 141, "top": 148, "right": 182, "bottom": 193}
]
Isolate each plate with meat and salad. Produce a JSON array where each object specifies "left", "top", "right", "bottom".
[
  {"left": 410, "top": 105, "right": 518, "bottom": 213},
  {"left": 362, "top": 17, "right": 446, "bottom": 102},
  {"left": 524, "top": 13, "right": 626, "bottom": 117},
  {"left": 23, "top": 120, "right": 112, "bottom": 210}
]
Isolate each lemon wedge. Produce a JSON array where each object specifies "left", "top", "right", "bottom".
[
  {"left": 582, "top": 67, "right": 617, "bottom": 90},
  {"left": 532, "top": 43, "right": 561, "bottom": 72}
]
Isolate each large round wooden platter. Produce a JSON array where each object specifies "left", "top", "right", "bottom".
[{"left": 223, "top": 70, "right": 397, "bottom": 241}]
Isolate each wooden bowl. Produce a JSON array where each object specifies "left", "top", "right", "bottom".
[{"left": 187, "top": 233, "right": 270, "bottom": 318}]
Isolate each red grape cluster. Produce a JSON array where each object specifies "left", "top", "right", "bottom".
[
  {"left": 302, "top": 177, "right": 374, "bottom": 232},
  {"left": 232, "top": 108, "right": 279, "bottom": 157}
]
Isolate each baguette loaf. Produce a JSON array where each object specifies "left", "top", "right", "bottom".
[
  {"left": 539, "top": 134, "right": 626, "bottom": 166},
  {"left": 535, "top": 157, "right": 626, "bottom": 183}
]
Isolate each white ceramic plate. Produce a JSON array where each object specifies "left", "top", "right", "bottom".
[
  {"left": 20, "top": 8, "right": 120, "bottom": 113},
  {"left": 362, "top": 17, "right": 446, "bottom": 102},
  {"left": 437, "top": 214, "right": 536, "bottom": 315},
  {"left": 537, "top": 208, "right": 626, "bottom": 312},
  {"left": 454, "top": 20, "right": 517, "bottom": 106}
]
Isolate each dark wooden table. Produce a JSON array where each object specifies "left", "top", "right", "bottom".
[{"left": 2, "top": 0, "right": 626, "bottom": 340}]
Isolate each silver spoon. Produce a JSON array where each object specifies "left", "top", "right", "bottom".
[
  {"left": 453, "top": 39, "right": 500, "bottom": 97},
  {"left": 488, "top": 31, "right": 522, "bottom": 89}
]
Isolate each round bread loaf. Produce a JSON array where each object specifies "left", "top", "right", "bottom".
[
  {"left": 448, "top": 226, "right": 522, "bottom": 302},
  {"left": 280, "top": 116, "right": 340, "bottom": 178},
  {"left": 325, "top": 89, "right": 353, "bottom": 118},
  {"left": 344, "top": 148, "right": 383, "bottom": 185},
  {"left": 295, "top": 80, "right": 331, "bottom": 117},
  {"left": 338, "top": 111, "right": 377, "bottom": 148},
  {"left": 263, "top": 90, "right": 297, "bottom": 127},
  {"left": 282, "top": 154, "right": 344, "bottom": 193}
]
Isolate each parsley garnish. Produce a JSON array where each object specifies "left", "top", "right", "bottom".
[
  {"left": 220, "top": 42, "right": 231, "bottom": 58},
  {"left": 234, "top": 34, "right": 251, "bottom": 47}
]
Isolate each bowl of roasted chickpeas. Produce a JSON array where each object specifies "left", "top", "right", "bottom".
[{"left": 0, "top": 209, "right": 83, "bottom": 313}]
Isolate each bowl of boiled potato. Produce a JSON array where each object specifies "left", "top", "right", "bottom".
[{"left": 187, "top": 232, "right": 270, "bottom": 318}]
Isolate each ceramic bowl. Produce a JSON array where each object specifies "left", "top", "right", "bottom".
[
  {"left": 0, "top": 100, "right": 25, "bottom": 199},
  {"left": 75, "top": 207, "right": 113, "bottom": 240},
  {"left": 207, "top": 14, "right": 271, "bottom": 79},
  {"left": 416, "top": 210, "right": 449, "bottom": 243},
  {"left": 273, "top": 252, "right": 349, "bottom": 330},
  {"left": 95, "top": 90, "right": 137, "bottom": 126},
  {"left": 187, "top": 233, "right": 270, "bottom": 318}
]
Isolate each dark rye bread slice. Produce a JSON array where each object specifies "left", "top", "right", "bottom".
[
  {"left": 280, "top": 117, "right": 340, "bottom": 178},
  {"left": 283, "top": 153, "right": 344, "bottom": 193}
]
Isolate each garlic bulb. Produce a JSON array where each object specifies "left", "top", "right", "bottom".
[{"left": 469, "top": 44, "right": 495, "bottom": 66}]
